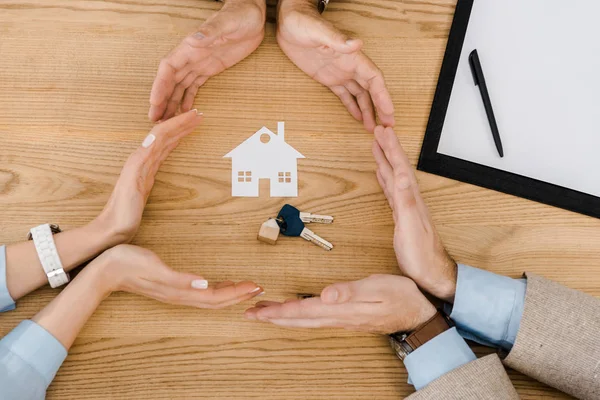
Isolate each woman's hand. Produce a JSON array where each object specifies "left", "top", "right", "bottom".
[
  {"left": 148, "top": 0, "right": 266, "bottom": 122},
  {"left": 276, "top": 0, "right": 394, "bottom": 132},
  {"left": 373, "top": 126, "right": 457, "bottom": 302},
  {"left": 95, "top": 244, "right": 264, "bottom": 309},
  {"left": 33, "top": 244, "right": 263, "bottom": 350},
  {"left": 4, "top": 110, "right": 203, "bottom": 301},
  {"left": 245, "top": 274, "right": 435, "bottom": 334},
  {"left": 94, "top": 110, "right": 203, "bottom": 245}
]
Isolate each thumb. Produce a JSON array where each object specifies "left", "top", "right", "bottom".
[
  {"left": 189, "top": 14, "right": 239, "bottom": 47},
  {"left": 311, "top": 19, "right": 362, "bottom": 54},
  {"left": 321, "top": 282, "right": 354, "bottom": 304}
]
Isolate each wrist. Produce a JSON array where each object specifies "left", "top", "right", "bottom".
[
  {"left": 87, "top": 215, "right": 130, "bottom": 249},
  {"left": 414, "top": 301, "right": 437, "bottom": 330},
  {"left": 278, "top": 0, "right": 318, "bottom": 17},
  {"left": 84, "top": 251, "right": 118, "bottom": 299},
  {"left": 222, "top": 0, "right": 266, "bottom": 13},
  {"left": 429, "top": 258, "right": 458, "bottom": 303}
]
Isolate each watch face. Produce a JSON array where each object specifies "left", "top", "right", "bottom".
[{"left": 388, "top": 335, "right": 411, "bottom": 360}]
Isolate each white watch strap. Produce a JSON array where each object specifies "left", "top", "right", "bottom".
[{"left": 30, "top": 224, "right": 70, "bottom": 288}]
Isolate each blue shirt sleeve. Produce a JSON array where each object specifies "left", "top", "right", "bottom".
[
  {"left": 404, "top": 327, "right": 476, "bottom": 390},
  {"left": 0, "top": 245, "right": 16, "bottom": 312},
  {"left": 0, "top": 320, "right": 68, "bottom": 399},
  {"left": 444, "top": 264, "right": 526, "bottom": 351}
]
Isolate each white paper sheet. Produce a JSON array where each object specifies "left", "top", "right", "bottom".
[{"left": 437, "top": 0, "right": 600, "bottom": 197}]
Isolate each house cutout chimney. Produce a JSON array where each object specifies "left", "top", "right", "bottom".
[{"left": 278, "top": 121, "right": 284, "bottom": 140}]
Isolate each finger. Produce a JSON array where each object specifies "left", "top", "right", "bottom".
[
  {"left": 181, "top": 76, "right": 209, "bottom": 113},
  {"left": 374, "top": 127, "right": 414, "bottom": 182},
  {"left": 254, "top": 301, "right": 283, "bottom": 307},
  {"left": 355, "top": 57, "right": 395, "bottom": 127},
  {"left": 143, "top": 109, "right": 203, "bottom": 151},
  {"left": 265, "top": 318, "right": 344, "bottom": 329},
  {"left": 149, "top": 59, "right": 179, "bottom": 122},
  {"left": 374, "top": 127, "right": 432, "bottom": 220},
  {"left": 214, "top": 287, "right": 265, "bottom": 309},
  {"left": 255, "top": 297, "right": 377, "bottom": 321},
  {"left": 346, "top": 81, "right": 376, "bottom": 133},
  {"left": 198, "top": 281, "right": 263, "bottom": 308},
  {"left": 320, "top": 276, "right": 387, "bottom": 305},
  {"left": 330, "top": 85, "right": 362, "bottom": 122},
  {"left": 139, "top": 279, "right": 262, "bottom": 309},
  {"left": 372, "top": 135, "right": 395, "bottom": 198},
  {"left": 245, "top": 301, "right": 282, "bottom": 320},
  {"left": 376, "top": 169, "right": 394, "bottom": 212},
  {"left": 162, "top": 71, "right": 199, "bottom": 121},
  {"left": 214, "top": 281, "right": 235, "bottom": 289}
]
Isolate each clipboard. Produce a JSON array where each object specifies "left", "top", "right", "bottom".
[{"left": 417, "top": 0, "right": 600, "bottom": 219}]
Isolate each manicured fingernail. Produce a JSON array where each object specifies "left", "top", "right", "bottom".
[
  {"left": 257, "top": 291, "right": 265, "bottom": 297},
  {"left": 323, "top": 288, "right": 339, "bottom": 303},
  {"left": 191, "top": 279, "right": 209, "bottom": 289},
  {"left": 249, "top": 287, "right": 262, "bottom": 294},
  {"left": 191, "top": 109, "right": 203, "bottom": 116},
  {"left": 193, "top": 32, "right": 205, "bottom": 39},
  {"left": 142, "top": 133, "right": 156, "bottom": 148}
]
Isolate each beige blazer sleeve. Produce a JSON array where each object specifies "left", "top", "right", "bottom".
[
  {"left": 502, "top": 273, "right": 600, "bottom": 399},
  {"left": 405, "top": 354, "right": 519, "bottom": 400}
]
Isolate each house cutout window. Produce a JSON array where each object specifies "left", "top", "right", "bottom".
[
  {"left": 278, "top": 172, "right": 291, "bottom": 183},
  {"left": 238, "top": 171, "right": 252, "bottom": 182}
]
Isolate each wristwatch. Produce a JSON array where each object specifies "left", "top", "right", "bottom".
[
  {"left": 28, "top": 223, "right": 70, "bottom": 289},
  {"left": 317, "top": 0, "right": 329, "bottom": 13},
  {"left": 389, "top": 310, "right": 453, "bottom": 361}
]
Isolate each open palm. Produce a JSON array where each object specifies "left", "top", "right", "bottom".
[
  {"left": 277, "top": 1, "right": 395, "bottom": 132},
  {"left": 149, "top": 0, "right": 265, "bottom": 122}
]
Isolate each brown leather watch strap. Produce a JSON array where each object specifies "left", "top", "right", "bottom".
[{"left": 405, "top": 311, "right": 452, "bottom": 350}]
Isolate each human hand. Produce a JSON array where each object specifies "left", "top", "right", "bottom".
[
  {"left": 94, "top": 244, "right": 264, "bottom": 308},
  {"left": 276, "top": 0, "right": 394, "bottom": 132},
  {"left": 32, "top": 244, "right": 263, "bottom": 350},
  {"left": 244, "top": 274, "right": 435, "bottom": 334},
  {"left": 93, "top": 110, "right": 203, "bottom": 245},
  {"left": 372, "top": 126, "right": 457, "bottom": 302},
  {"left": 148, "top": 0, "right": 266, "bottom": 122}
]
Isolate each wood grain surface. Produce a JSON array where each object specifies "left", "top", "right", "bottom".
[{"left": 0, "top": 1, "right": 595, "bottom": 399}]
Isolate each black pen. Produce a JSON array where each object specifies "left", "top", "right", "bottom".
[{"left": 469, "top": 49, "right": 504, "bottom": 158}]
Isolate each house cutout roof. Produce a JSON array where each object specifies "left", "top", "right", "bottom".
[{"left": 224, "top": 122, "right": 305, "bottom": 160}]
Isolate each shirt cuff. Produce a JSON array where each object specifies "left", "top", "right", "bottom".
[
  {"left": 404, "top": 327, "right": 476, "bottom": 390},
  {"left": 0, "top": 245, "right": 16, "bottom": 312},
  {"left": 444, "top": 264, "right": 526, "bottom": 351},
  {"left": 0, "top": 320, "right": 68, "bottom": 386}
]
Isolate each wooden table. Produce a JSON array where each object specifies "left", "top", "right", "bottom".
[{"left": 0, "top": 1, "right": 596, "bottom": 398}]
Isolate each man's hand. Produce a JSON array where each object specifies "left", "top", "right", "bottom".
[
  {"left": 276, "top": 0, "right": 395, "bottom": 133},
  {"left": 373, "top": 126, "right": 457, "bottom": 302},
  {"left": 94, "top": 110, "right": 203, "bottom": 244},
  {"left": 245, "top": 275, "right": 435, "bottom": 334},
  {"left": 148, "top": 0, "right": 266, "bottom": 122}
]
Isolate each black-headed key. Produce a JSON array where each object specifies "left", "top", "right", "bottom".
[{"left": 277, "top": 205, "right": 333, "bottom": 251}]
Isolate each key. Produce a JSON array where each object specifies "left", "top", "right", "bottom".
[
  {"left": 300, "top": 211, "right": 334, "bottom": 224},
  {"left": 277, "top": 205, "right": 333, "bottom": 251}
]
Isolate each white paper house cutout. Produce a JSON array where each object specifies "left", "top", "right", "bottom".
[{"left": 224, "top": 122, "right": 305, "bottom": 197}]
